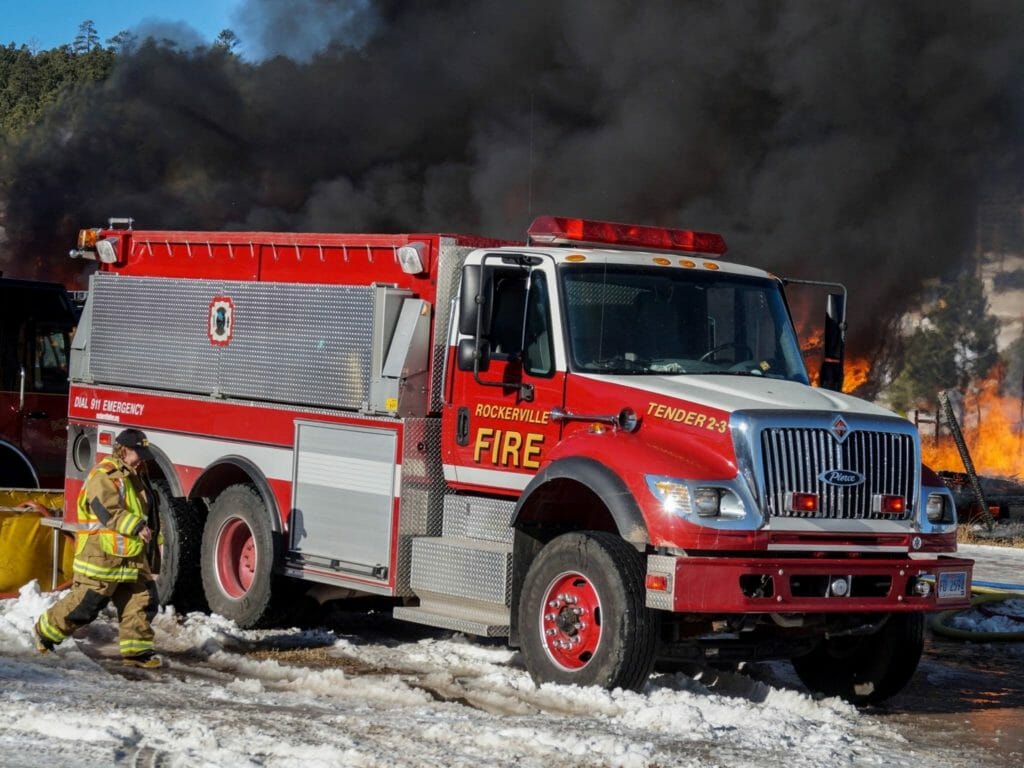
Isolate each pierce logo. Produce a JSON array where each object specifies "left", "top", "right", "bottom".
[{"left": 818, "top": 469, "right": 865, "bottom": 487}]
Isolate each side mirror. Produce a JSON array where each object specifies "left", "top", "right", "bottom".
[
  {"left": 457, "top": 338, "right": 490, "bottom": 372},
  {"left": 458, "top": 265, "right": 493, "bottom": 337},
  {"left": 819, "top": 292, "right": 846, "bottom": 391}
]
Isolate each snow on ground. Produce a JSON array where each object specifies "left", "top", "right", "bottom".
[{"left": 0, "top": 582, "right": 996, "bottom": 768}]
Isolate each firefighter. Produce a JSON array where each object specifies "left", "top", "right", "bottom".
[{"left": 33, "top": 429, "right": 162, "bottom": 668}]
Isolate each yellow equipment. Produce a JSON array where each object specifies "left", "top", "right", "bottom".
[{"left": 0, "top": 489, "right": 73, "bottom": 598}]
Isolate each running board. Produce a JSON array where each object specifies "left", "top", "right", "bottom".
[{"left": 393, "top": 599, "right": 510, "bottom": 637}]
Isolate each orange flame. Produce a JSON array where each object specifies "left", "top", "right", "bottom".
[
  {"left": 920, "top": 368, "right": 1024, "bottom": 477},
  {"left": 800, "top": 327, "right": 870, "bottom": 394}
]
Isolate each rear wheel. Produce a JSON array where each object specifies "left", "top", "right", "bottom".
[
  {"left": 201, "top": 484, "right": 290, "bottom": 628},
  {"left": 151, "top": 480, "right": 207, "bottom": 613},
  {"left": 518, "top": 531, "right": 657, "bottom": 691},
  {"left": 791, "top": 613, "right": 925, "bottom": 705}
]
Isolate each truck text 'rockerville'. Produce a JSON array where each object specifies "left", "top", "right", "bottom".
[{"left": 62, "top": 215, "right": 973, "bottom": 703}]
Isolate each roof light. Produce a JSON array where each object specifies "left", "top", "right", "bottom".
[
  {"left": 78, "top": 228, "right": 101, "bottom": 248},
  {"left": 397, "top": 242, "right": 427, "bottom": 274},
  {"left": 527, "top": 216, "right": 727, "bottom": 255},
  {"left": 95, "top": 237, "right": 120, "bottom": 264}
]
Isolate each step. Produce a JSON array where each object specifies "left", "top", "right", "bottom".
[{"left": 393, "top": 599, "right": 510, "bottom": 637}]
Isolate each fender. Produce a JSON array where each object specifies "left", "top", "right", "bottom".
[
  {"left": 144, "top": 442, "right": 182, "bottom": 498},
  {"left": 513, "top": 455, "right": 648, "bottom": 547},
  {"left": 509, "top": 454, "right": 647, "bottom": 648},
  {"left": 189, "top": 455, "right": 282, "bottom": 533}
]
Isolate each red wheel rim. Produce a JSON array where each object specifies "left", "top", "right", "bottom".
[
  {"left": 215, "top": 517, "right": 256, "bottom": 598},
  {"left": 539, "top": 570, "right": 602, "bottom": 670}
]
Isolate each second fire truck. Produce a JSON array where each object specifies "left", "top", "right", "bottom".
[{"left": 62, "top": 215, "right": 971, "bottom": 703}]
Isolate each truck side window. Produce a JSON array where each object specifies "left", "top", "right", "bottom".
[
  {"left": 523, "top": 272, "right": 553, "bottom": 376},
  {"left": 487, "top": 271, "right": 554, "bottom": 377},
  {"left": 32, "top": 326, "right": 69, "bottom": 393},
  {"left": 489, "top": 277, "right": 528, "bottom": 359}
]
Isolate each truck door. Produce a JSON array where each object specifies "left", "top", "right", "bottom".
[
  {"left": 21, "top": 321, "right": 71, "bottom": 486},
  {"left": 444, "top": 261, "right": 564, "bottom": 492},
  {"left": 0, "top": 281, "right": 73, "bottom": 488}
]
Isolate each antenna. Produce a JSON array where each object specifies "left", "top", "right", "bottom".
[{"left": 528, "top": 91, "right": 535, "bottom": 220}]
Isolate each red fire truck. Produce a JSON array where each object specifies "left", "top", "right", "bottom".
[
  {"left": 62, "top": 216, "right": 971, "bottom": 703},
  {"left": 0, "top": 277, "right": 78, "bottom": 488}
]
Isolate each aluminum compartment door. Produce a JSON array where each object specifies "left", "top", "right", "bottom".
[{"left": 290, "top": 421, "right": 397, "bottom": 579}]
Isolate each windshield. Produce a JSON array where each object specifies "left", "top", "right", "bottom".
[{"left": 560, "top": 264, "right": 809, "bottom": 382}]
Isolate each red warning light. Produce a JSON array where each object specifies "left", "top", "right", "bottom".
[{"left": 527, "top": 216, "right": 727, "bottom": 255}]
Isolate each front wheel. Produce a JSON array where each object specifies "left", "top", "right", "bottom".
[
  {"left": 518, "top": 531, "right": 657, "bottom": 691},
  {"left": 201, "top": 484, "right": 290, "bottom": 628},
  {"left": 791, "top": 613, "right": 925, "bottom": 705}
]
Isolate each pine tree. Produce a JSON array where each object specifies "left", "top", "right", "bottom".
[{"left": 72, "top": 20, "right": 100, "bottom": 54}]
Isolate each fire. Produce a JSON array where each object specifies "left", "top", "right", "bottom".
[
  {"left": 921, "top": 367, "right": 1024, "bottom": 477},
  {"left": 800, "top": 327, "right": 871, "bottom": 394}
]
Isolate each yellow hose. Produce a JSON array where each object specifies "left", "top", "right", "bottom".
[{"left": 929, "top": 591, "right": 1024, "bottom": 641}]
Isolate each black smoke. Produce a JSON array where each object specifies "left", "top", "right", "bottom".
[{"left": 1, "top": 0, "right": 1022, "bottom": 362}]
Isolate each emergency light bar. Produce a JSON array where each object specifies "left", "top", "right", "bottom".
[{"left": 527, "top": 215, "right": 727, "bottom": 255}]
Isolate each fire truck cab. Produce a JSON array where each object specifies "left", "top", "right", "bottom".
[
  {"left": 0, "top": 277, "right": 77, "bottom": 488},
  {"left": 63, "top": 216, "right": 972, "bottom": 703}
]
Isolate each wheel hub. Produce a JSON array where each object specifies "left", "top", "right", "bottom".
[
  {"left": 540, "top": 572, "right": 601, "bottom": 670},
  {"left": 216, "top": 517, "right": 256, "bottom": 599}
]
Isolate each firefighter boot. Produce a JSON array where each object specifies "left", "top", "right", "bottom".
[
  {"left": 122, "top": 651, "right": 163, "bottom": 669},
  {"left": 32, "top": 622, "right": 55, "bottom": 654}
]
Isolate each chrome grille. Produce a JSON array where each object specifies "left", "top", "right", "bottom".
[{"left": 760, "top": 428, "right": 915, "bottom": 520}]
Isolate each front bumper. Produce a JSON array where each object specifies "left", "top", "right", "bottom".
[{"left": 645, "top": 553, "right": 974, "bottom": 613}]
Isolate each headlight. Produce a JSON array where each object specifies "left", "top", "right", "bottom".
[
  {"left": 647, "top": 477, "right": 691, "bottom": 514},
  {"left": 926, "top": 492, "right": 953, "bottom": 524},
  {"left": 646, "top": 476, "right": 745, "bottom": 520},
  {"left": 693, "top": 487, "right": 721, "bottom": 517}
]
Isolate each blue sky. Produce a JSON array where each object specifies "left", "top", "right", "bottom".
[{"left": 1, "top": 0, "right": 246, "bottom": 52}]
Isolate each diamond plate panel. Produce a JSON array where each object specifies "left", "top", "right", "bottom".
[
  {"left": 441, "top": 495, "right": 515, "bottom": 544},
  {"left": 394, "top": 418, "right": 446, "bottom": 595},
  {"left": 410, "top": 537, "right": 512, "bottom": 606},
  {"left": 646, "top": 554, "right": 677, "bottom": 611},
  {"left": 89, "top": 274, "right": 219, "bottom": 392},
  {"left": 392, "top": 603, "right": 510, "bottom": 636},
  {"left": 220, "top": 281, "right": 373, "bottom": 408},
  {"left": 86, "top": 274, "right": 376, "bottom": 410},
  {"left": 431, "top": 240, "right": 474, "bottom": 413}
]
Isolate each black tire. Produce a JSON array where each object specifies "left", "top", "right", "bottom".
[
  {"left": 151, "top": 480, "right": 207, "bottom": 614},
  {"left": 791, "top": 613, "right": 925, "bottom": 705},
  {"left": 518, "top": 531, "right": 657, "bottom": 691},
  {"left": 201, "top": 483, "right": 291, "bottom": 628}
]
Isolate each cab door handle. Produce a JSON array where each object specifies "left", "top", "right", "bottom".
[{"left": 456, "top": 407, "right": 470, "bottom": 446}]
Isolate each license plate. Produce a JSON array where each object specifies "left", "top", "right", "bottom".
[{"left": 938, "top": 571, "right": 967, "bottom": 600}]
